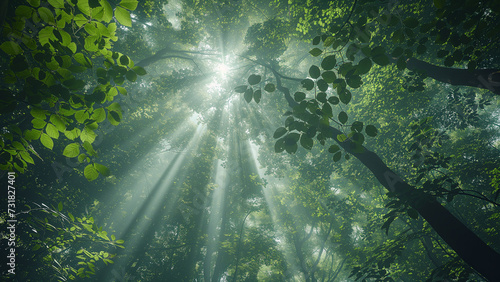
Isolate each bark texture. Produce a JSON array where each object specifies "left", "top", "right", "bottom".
[{"left": 406, "top": 58, "right": 500, "bottom": 95}]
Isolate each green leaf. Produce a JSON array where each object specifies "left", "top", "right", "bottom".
[
  {"left": 337, "top": 134, "right": 347, "bottom": 142},
  {"left": 365, "top": 125, "right": 378, "bottom": 137},
  {"left": 321, "top": 71, "right": 336, "bottom": 83},
  {"left": 333, "top": 151, "right": 342, "bottom": 162},
  {"left": 321, "top": 55, "right": 336, "bottom": 70},
  {"left": 92, "top": 108, "right": 106, "bottom": 123},
  {"left": 84, "top": 164, "right": 99, "bottom": 181},
  {"left": 372, "top": 54, "right": 390, "bottom": 66},
  {"left": 40, "top": 133, "right": 53, "bottom": 150},
  {"left": 115, "top": 6, "right": 132, "bottom": 27},
  {"left": 234, "top": 85, "right": 247, "bottom": 93},
  {"left": 50, "top": 115, "right": 66, "bottom": 131},
  {"left": 109, "top": 111, "right": 121, "bottom": 122},
  {"left": 38, "top": 7, "right": 55, "bottom": 24},
  {"left": 273, "top": 127, "right": 287, "bottom": 139},
  {"left": 0, "top": 41, "right": 22, "bottom": 55},
  {"left": 119, "top": 55, "right": 130, "bottom": 66},
  {"left": 24, "top": 129, "right": 42, "bottom": 140},
  {"left": 20, "top": 151, "right": 34, "bottom": 164},
  {"left": 264, "top": 83, "right": 275, "bottom": 92},
  {"left": 30, "top": 108, "right": 47, "bottom": 120},
  {"left": 328, "top": 145, "right": 340, "bottom": 153},
  {"left": 115, "top": 239, "right": 124, "bottom": 244},
  {"left": 48, "top": 0, "right": 63, "bottom": 8},
  {"left": 356, "top": 58, "right": 372, "bottom": 74},
  {"left": 309, "top": 48, "right": 322, "bottom": 57},
  {"left": 309, "top": 65, "right": 320, "bottom": 79},
  {"left": 351, "top": 121, "right": 363, "bottom": 132},
  {"left": 119, "top": 0, "right": 138, "bottom": 10},
  {"left": 58, "top": 202, "right": 63, "bottom": 211},
  {"left": 94, "top": 163, "right": 110, "bottom": 176},
  {"left": 126, "top": 70, "right": 137, "bottom": 82},
  {"left": 301, "top": 79, "right": 314, "bottom": 90},
  {"left": 132, "top": 66, "right": 147, "bottom": 75},
  {"left": 46, "top": 123, "right": 59, "bottom": 139},
  {"left": 244, "top": 88, "right": 253, "bottom": 103},
  {"left": 300, "top": 134, "right": 313, "bottom": 150},
  {"left": 339, "top": 90, "right": 351, "bottom": 104},
  {"left": 338, "top": 111, "right": 348, "bottom": 124},
  {"left": 294, "top": 92, "right": 306, "bottom": 102},
  {"left": 28, "top": 0, "right": 41, "bottom": 7},
  {"left": 63, "top": 143, "right": 80, "bottom": 158},
  {"left": 248, "top": 74, "right": 261, "bottom": 85},
  {"left": 253, "top": 90, "right": 261, "bottom": 103}
]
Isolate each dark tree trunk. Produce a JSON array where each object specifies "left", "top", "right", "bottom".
[
  {"left": 329, "top": 127, "right": 500, "bottom": 281},
  {"left": 406, "top": 58, "right": 500, "bottom": 95}
]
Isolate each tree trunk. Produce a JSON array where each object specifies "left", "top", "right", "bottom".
[
  {"left": 406, "top": 57, "right": 500, "bottom": 95},
  {"left": 329, "top": 127, "right": 500, "bottom": 281}
]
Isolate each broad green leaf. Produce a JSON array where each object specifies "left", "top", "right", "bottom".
[
  {"left": 94, "top": 163, "right": 110, "bottom": 176},
  {"left": 78, "top": 154, "right": 86, "bottom": 163},
  {"left": 248, "top": 74, "right": 261, "bottom": 85},
  {"left": 30, "top": 108, "right": 47, "bottom": 120},
  {"left": 372, "top": 54, "right": 390, "bottom": 66},
  {"left": 351, "top": 121, "right": 363, "bottom": 132},
  {"left": 28, "top": 0, "right": 41, "bottom": 7},
  {"left": 337, "top": 134, "right": 347, "bottom": 142},
  {"left": 92, "top": 108, "right": 106, "bottom": 123},
  {"left": 309, "top": 65, "right": 321, "bottom": 79},
  {"left": 273, "top": 127, "right": 287, "bottom": 139},
  {"left": 253, "top": 90, "right": 261, "bottom": 103},
  {"left": 48, "top": 0, "right": 64, "bottom": 8},
  {"left": 300, "top": 134, "right": 313, "bottom": 150},
  {"left": 63, "top": 143, "right": 80, "bottom": 158},
  {"left": 264, "top": 83, "right": 275, "bottom": 92},
  {"left": 32, "top": 119, "right": 47, "bottom": 129},
  {"left": 309, "top": 48, "right": 322, "bottom": 57},
  {"left": 133, "top": 66, "right": 147, "bottom": 75},
  {"left": 119, "top": 0, "right": 138, "bottom": 10},
  {"left": 321, "top": 55, "right": 336, "bottom": 70},
  {"left": 338, "top": 111, "right": 348, "bottom": 124},
  {"left": 38, "top": 7, "right": 55, "bottom": 24},
  {"left": 301, "top": 79, "right": 314, "bottom": 90},
  {"left": 365, "top": 125, "right": 378, "bottom": 137},
  {"left": 321, "top": 71, "right": 336, "bottom": 83},
  {"left": 84, "top": 164, "right": 99, "bottom": 181},
  {"left": 356, "top": 58, "right": 372, "bottom": 74},
  {"left": 115, "top": 6, "right": 132, "bottom": 27},
  {"left": 328, "top": 145, "right": 340, "bottom": 153},
  {"left": 40, "top": 133, "right": 53, "bottom": 149},
  {"left": 333, "top": 151, "right": 342, "bottom": 162},
  {"left": 119, "top": 54, "right": 130, "bottom": 66},
  {"left": 46, "top": 123, "right": 59, "bottom": 139},
  {"left": 20, "top": 151, "right": 34, "bottom": 164},
  {"left": 64, "top": 128, "right": 81, "bottom": 140},
  {"left": 0, "top": 41, "right": 22, "bottom": 55},
  {"left": 244, "top": 88, "right": 253, "bottom": 103},
  {"left": 339, "top": 90, "right": 351, "bottom": 104},
  {"left": 294, "top": 92, "right": 306, "bottom": 102},
  {"left": 24, "top": 129, "right": 42, "bottom": 140},
  {"left": 58, "top": 202, "right": 63, "bottom": 211},
  {"left": 126, "top": 70, "right": 137, "bottom": 82}
]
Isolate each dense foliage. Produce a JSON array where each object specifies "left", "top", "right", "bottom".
[{"left": 1, "top": 0, "right": 499, "bottom": 281}]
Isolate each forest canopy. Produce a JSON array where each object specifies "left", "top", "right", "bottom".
[{"left": 1, "top": 0, "right": 500, "bottom": 281}]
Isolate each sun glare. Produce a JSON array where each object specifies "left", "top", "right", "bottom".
[{"left": 215, "top": 63, "right": 230, "bottom": 78}]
